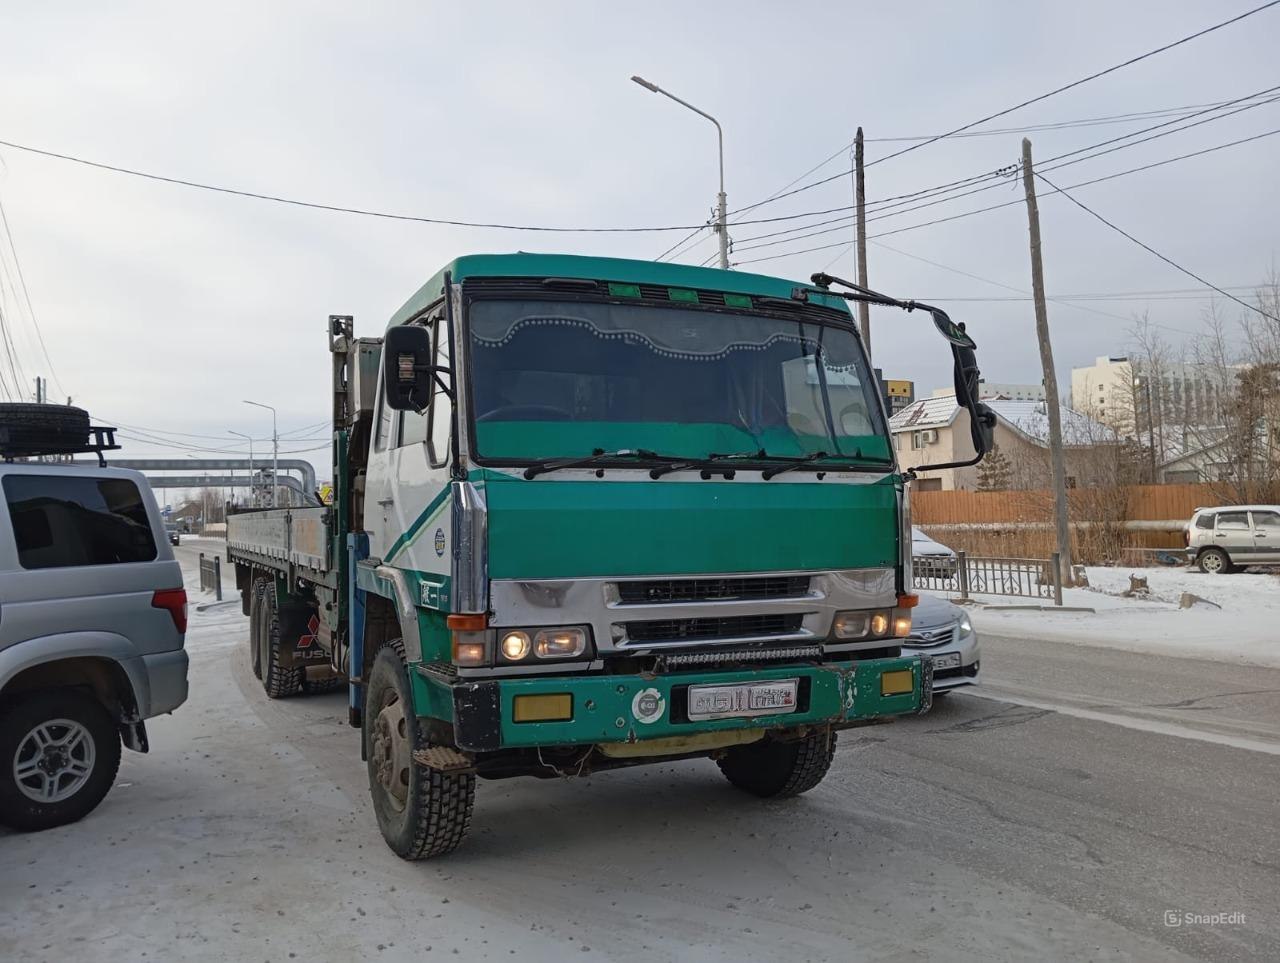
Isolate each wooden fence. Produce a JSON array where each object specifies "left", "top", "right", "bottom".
[
  {"left": 913, "top": 483, "right": 1217, "bottom": 525},
  {"left": 912, "top": 483, "right": 1222, "bottom": 562}
]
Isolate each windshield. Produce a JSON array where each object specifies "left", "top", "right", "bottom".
[{"left": 466, "top": 298, "right": 891, "bottom": 464}]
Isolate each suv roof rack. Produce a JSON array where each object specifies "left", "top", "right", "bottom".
[{"left": 0, "top": 425, "right": 122, "bottom": 467}]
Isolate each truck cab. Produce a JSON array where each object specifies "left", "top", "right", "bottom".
[{"left": 230, "top": 252, "right": 994, "bottom": 859}]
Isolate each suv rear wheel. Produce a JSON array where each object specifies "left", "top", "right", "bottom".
[
  {"left": 0, "top": 689, "right": 122, "bottom": 831},
  {"left": 1197, "top": 547, "right": 1233, "bottom": 574}
]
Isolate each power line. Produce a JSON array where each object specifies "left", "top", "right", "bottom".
[
  {"left": 734, "top": 124, "right": 1280, "bottom": 265},
  {"left": 0, "top": 191, "right": 63, "bottom": 398},
  {"left": 731, "top": 1, "right": 1280, "bottom": 216},
  {"left": 1033, "top": 169, "right": 1280, "bottom": 323},
  {"left": 730, "top": 84, "right": 1280, "bottom": 252}
]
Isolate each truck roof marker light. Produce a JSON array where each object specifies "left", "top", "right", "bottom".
[
  {"left": 608, "top": 282, "right": 641, "bottom": 298},
  {"left": 668, "top": 288, "right": 699, "bottom": 304},
  {"left": 447, "top": 613, "right": 488, "bottom": 631},
  {"left": 723, "top": 293, "right": 752, "bottom": 309}
]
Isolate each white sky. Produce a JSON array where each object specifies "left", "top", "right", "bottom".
[{"left": 2, "top": 1, "right": 1276, "bottom": 480}]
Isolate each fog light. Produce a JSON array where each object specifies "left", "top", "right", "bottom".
[
  {"left": 881, "top": 668, "right": 914, "bottom": 696},
  {"left": 832, "top": 611, "right": 869, "bottom": 639},
  {"left": 534, "top": 627, "right": 587, "bottom": 659},
  {"left": 870, "top": 612, "right": 891, "bottom": 637},
  {"left": 500, "top": 630, "right": 532, "bottom": 661}
]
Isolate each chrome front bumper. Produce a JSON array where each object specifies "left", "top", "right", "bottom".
[{"left": 486, "top": 568, "right": 899, "bottom": 656}]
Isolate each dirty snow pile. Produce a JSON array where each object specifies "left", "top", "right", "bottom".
[{"left": 926, "top": 566, "right": 1280, "bottom": 667}]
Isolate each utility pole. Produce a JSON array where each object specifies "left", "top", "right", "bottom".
[
  {"left": 1020, "top": 139, "right": 1073, "bottom": 585},
  {"left": 853, "top": 128, "right": 871, "bottom": 353},
  {"left": 244, "top": 400, "right": 278, "bottom": 508}
]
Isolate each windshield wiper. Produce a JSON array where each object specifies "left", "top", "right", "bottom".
[
  {"left": 761, "top": 451, "right": 830, "bottom": 480},
  {"left": 523, "top": 448, "right": 680, "bottom": 480},
  {"left": 647, "top": 449, "right": 768, "bottom": 479}
]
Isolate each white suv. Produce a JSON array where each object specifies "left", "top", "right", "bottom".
[
  {"left": 0, "top": 404, "right": 189, "bottom": 831},
  {"left": 1185, "top": 505, "right": 1280, "bottom": 574}
]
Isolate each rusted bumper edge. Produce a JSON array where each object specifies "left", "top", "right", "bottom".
[{"left": 410, "top": 655, "right": 931, "bottom": 753}]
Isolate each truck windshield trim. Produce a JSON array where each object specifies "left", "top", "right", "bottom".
[{"left": 461, "top": 291, "right": 892, "bottom": 469}]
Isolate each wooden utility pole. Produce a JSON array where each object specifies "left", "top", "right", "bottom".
[
  {"left": 853, "top": 128, "right": 871, "bottom": 353},
  {"left": 1020, "top": 138, "right": 1073, "bottom": 585}
]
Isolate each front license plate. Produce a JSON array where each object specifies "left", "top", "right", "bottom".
[
  {"left": 931, "top": 652, "right": 961, "bottom": 670},
  {"left": 687, "top": 679, "right": 799, "bottom": 721}
]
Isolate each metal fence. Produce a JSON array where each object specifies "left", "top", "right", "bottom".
[
  {"left": 198, "top": 553, "right": 222, "bottom": 601},
  {"left": 914, "top": 552, "right": 1063, "bottom": 606}
]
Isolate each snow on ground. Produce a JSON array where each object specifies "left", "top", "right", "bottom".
[{"left": 926, "top": 566, "right": 1280, "bottom": 667}]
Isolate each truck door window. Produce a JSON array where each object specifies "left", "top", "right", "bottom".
[
  {"left": 428, "top": 318, "right": 451, "bottom": 467},
  {"left": 3, "top": 474, "right": 157, "bottom": 569}
]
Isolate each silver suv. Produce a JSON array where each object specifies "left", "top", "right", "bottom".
[
  {"left": 1186, "top": 505, "right": 1280, "bottom": 574},
  {"left": 0, "top": 459, "right": 189, "bottom": 831}
]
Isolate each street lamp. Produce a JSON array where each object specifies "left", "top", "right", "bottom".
[
  {"left": 243, "top": 400, "right": 278, "bottom": 507},
  {"left": 631, "top": 74, "right": 729, "bottom": 269},
  {"left": 229, "top": 430, "right": 254, "bottom": 507}
]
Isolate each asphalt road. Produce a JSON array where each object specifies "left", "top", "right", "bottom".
[{"left": 1, "top": 540, "right": 1276, "bottom": 961}]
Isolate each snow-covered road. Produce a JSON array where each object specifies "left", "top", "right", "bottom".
[{"left": 3, "top": 541, "right": 1278, "bottom": 962}]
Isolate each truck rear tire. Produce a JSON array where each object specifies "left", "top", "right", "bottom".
[
  {"left": 716, "top": 729, "right": 836, "bottom": 799},
  {"left": 248, "top": 579, "right": 266, "bottom": 680},
  {"left": 258, "top": 587, "right": 303, "bottom": 699},
  {"left": 365, "top": 640, "right": 475, "bottom": 860},
  {"left": 0, "top": 689, "right": 122, "bottom": 832}
]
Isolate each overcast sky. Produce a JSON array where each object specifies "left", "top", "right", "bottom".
[{"left": 2, "top": 1, "right": 1276, "bottom": 480}]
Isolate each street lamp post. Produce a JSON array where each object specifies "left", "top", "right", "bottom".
[
  {"left": 631, "top": 75, "right": 728, "bottom": 269},
  {"left": 243, "top": 400, "right": 278, "bottom": 507},
  {"left": 229, "top": 430, "right": 254, "bottom": 507}
]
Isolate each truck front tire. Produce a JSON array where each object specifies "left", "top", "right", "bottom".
[
  {"left": 716, "top": 729, "right": 837, "bottom": 798},
  {"left": 365, "top": 640, "right": 475, "bottom": 860},
  {"left": 0, "top": 689, "right": 122, "bottom": 832}
]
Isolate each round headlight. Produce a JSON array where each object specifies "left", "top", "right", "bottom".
[
  {"left": 499, "top": 630, "right": 532, "bottom": 661},
  {"left": 870, "top": 612, "right": 891, "bottom": 637}
]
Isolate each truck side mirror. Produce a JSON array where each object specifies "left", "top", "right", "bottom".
[
  {"left": 949, "top": 341, "right": 995, "bottom": 456},
  {"left": 383, "top": 325, "right": 434, "bottom": 412}
]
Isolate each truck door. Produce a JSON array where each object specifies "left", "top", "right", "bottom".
[
  {"left": 364, "top": 372, "right": 397, "bottom": 561},
  {"left": 385, "top": 316, "right": 452, "bottom": 574}
]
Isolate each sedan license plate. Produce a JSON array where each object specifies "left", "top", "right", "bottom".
[
  {"left": 931, "top": 652, "right": 962, "bottom": 670},
  {"left": 687, "top": 679, "right": 799, "bottom": 721}
]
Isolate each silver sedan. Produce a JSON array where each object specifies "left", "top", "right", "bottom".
[{"left": 903, "top": 593, "right": 980, "bottom": 693}]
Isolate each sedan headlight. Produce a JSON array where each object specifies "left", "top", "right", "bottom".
[{"left": 958, "top": 612, "right": 973, "bottom": 636}]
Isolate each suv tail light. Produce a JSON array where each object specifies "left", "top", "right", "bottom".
[{"left": 152, "top": 587, "right": 188, "bottom": 634}]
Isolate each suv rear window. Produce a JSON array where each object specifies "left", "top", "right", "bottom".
[
  {"left": 1194, "top": 513, "right": 1214, "bottom": 529},
  {"left": 3, "top": 474, "right": 157, "bottom": 569}
]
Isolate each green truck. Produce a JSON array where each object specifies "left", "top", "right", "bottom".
[{"left": 226, "top": 253, "right": 994, "bottom": 859}]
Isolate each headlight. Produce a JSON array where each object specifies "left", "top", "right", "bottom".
[
  {"left": 958, "top": 612, "right": 973, "bottom": 636},
  {"left": 495, "top": 625, "right": 592, "bottom": 663},
  {"left": 499, "top": 630, "right": 532, "bottom": 661},
  {"left": 832, "top": 610, "right": 894, "bottom": 640},
  {"left": 534, "top": 627, "right": 588, "bottom": 659}
]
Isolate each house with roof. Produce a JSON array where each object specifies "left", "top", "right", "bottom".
[{"left": 889, "top": 396, "right": 1117, "bottom": 491}]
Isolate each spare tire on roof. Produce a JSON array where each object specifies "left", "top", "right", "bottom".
[{"left": 0, "top": 402, "right": 92, "bottom": 451}]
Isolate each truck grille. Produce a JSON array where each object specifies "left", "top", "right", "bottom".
[
  {"left": 624, "top": 614, "right": 804, "bottom": 644},
  {"left": 616, "top": 575, "right": 811, "bottom": 605}
]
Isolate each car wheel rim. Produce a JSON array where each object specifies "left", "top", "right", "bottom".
[
  {"left": 1204, "top": 554, "right": 1222, "bottom": 572},
  {"left": 371, "top": 693, "right": 410, "bottom": 813},
  {"left": 13, "top": 719, "right": 96, "bottom": 803}
]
